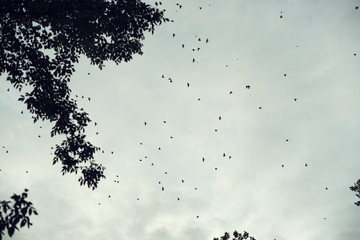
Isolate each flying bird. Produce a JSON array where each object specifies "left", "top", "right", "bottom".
[
  {"left": 202, "top": 157, "right": 205, "bottom": 162},
  {"left": 192, "top": 58, "right": 195, "bottom": 63},
  {"left": 245, "top": 85, "right": 250, "bottom": 89},
  {"left": 206, "top": 38, "right": 209, "bottom": 43},
  {"left": 305, "top": 163, "right": 308, "bottom": 167},
  {"left": 187, "top": 82, "right": 190, "bottom": 87},
  {"left": 162, "top": 187, "right": 165, "bottom": 191}
]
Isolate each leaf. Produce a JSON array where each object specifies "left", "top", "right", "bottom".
[
  {"left": 8, "top": 227, "right": 15, "bottom": 237},
  {"left": 20, "top": 219, "right": 26, "bottom": 228}
]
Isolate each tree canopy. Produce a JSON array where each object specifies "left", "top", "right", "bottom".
[
  {"left": 214, "top": 230, "right": 256, "bottom": 240},
  {"left": 350, "top": 178, "right": 360, "bottom": 206},
  {"left": 0, "top": 189, "right": 38, "bottom": 239},
  {"left": 0, "top": 0, "right": 169, "bottom": 189}
]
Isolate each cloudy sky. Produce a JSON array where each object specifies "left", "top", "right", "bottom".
[{"left": 1, "top": 0, "right": 360, "bottom": 239}]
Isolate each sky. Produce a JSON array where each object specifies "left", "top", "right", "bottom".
[{"left": 1, "top": 0, "right": 360, "bottom": 239}]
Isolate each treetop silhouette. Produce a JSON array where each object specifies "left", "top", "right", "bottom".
[{"left": 0, "top": 0, "right": 169, "bottom": 189}]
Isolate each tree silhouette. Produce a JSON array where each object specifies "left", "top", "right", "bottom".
[
  {"left": 350, "top": 178, "right": 360, "bottom": 206},
  {"left": 0, "top": 0, "right": 169, "bottom": 189},
  {"left": 214, "top": 230, "right": 256, "bottom": 240},
  {"left": 0, "top": 189, "right": 38, "bottom": 239}
]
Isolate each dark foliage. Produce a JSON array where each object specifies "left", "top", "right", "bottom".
[
  {"left": 0, "top": 0, "right": 169, "bottom": 189},
  {"left": 214, "top": 230, "right": 256, "bottom": 240},
  {"left": 350, "top": 178, "right": 360, "bottom": 206},
  {"left": 0, "top": 189, "right": 38, "bottom": 239}
]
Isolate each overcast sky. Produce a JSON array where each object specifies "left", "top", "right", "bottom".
[{"left": 1, "top": 0, "right": 360, "bottom": 239}]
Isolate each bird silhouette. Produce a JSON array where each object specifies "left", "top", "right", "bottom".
[
  {"left": 206, "top": 38, "right": 209, "bottom": 43},
  {"left": 284, "top": 73, "right": 287, "bottom": 77},
  {"left": 182, "top": 44, "right": 185, "bottom": 48},
  {"left": 181, "top": 179, "right": 184, "bottom": 183},
  {"left": 177, "top": 197, "right": 180, "bottom": 201},
  {"left": 192, "top": 58, "right": 195, "bottom": 63},
  {"left": 162, "top": 187, "right": 164, "bottom": 191},
  {"left": 305, "top": 163, "right": 308, "bottom": 167},
  {"left": 144, "top": 122, "right": 147, "bottom": 126},
  {"left": 202, "top": 157, "right": 205, "bottom": 162},
  {"left": 187, "top": 82, "right": 190, "bottom": 87},
  {"left": 356, "top": 6, "right": 359, "bottom": 9},
  {"left": 219, "top": 116, "right": 221, "bottom": 120},
  {"left": 173, "top": 33, "right": 176, "bottom": 37},
  {"left": 229, "top": 91, "right": 233, "bottom": 94},
  {"left": 245, "top": 85, "right": 250, "bottom": 89},
  {"left": 281, "top": 165, "right": 284, "bottom": 168}
]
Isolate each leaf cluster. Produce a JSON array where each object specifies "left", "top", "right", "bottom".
[
  {"left": 350, "top": 178, "right": 360, "bottom": 206},
  {"left": 0, "top": 189, "right": 38, "bottom": 239},
  {"left": 0, "top": 0, "right": 169, "bottom": 189},
  {"left": 214, "top": 230, "right": 256, "bottom": 240}
]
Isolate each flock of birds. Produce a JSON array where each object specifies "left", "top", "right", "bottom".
[{"left": 1, "top": 3, "right": 359, "bottom": 239}]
